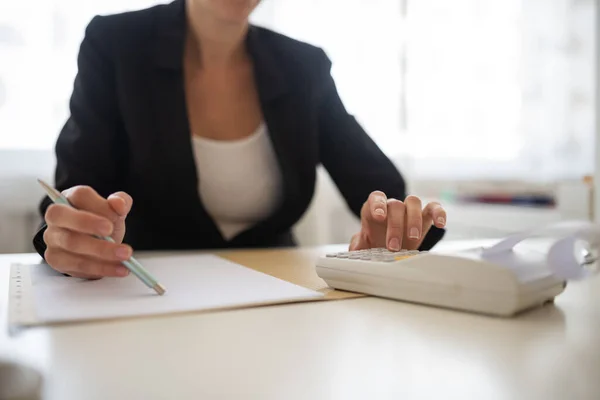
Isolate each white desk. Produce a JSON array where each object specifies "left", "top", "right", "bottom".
[{"left": 1, "top": 241, "right": 599, "bottom": 400}]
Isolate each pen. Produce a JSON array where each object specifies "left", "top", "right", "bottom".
[{"left": 37, "top": 179, "right": 166, "bottom": 295}]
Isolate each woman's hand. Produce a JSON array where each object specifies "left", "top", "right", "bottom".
[
  {"left": 42, "top": 185, "right": 134, "bottom": 279},
  {"left": 350, "top": 191, "right": 446, "bottom": 251}
]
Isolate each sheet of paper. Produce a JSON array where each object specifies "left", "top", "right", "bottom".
[
  {"left": 482, "top": 220, "right": 600, "bottom": 280},
  {"left": 26, "top": 254, "right": 324, "bottom": 325}
]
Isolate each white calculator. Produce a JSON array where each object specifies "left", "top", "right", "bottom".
[{"left": 315, "top": 247, "right": 567, "bottom": 317}]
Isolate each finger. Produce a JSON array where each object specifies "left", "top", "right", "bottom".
[
  {"left": 44, "top": 227, "right": 133, "bottom": 261},
  {"left": 362, "top": 191, "right": 388, "bottom": 223},
  {"left": 44, "top": 248, "right": 130, "bottom": 278},
  {"left": 385, "top": 199, "right": 405, "bottom": 251},
  {"left": 63, "top": 185, "right": 121, "bottom": 225},
  {"left": 349, "top": 232, "right": 370, "bottom": 251},
  {"left": 360, "top": 192, "right": 388, "bottom": 246},
  {"left": 422, "top": 201, "right": 446, "bottom": 228},
  {"left": 421, "top": 202, "right": 446, "bottom": 240},
  {"left": 107, "top": 192, "right": 132, "bottom": 243},
  {"left": 107, "top": 192, "right": 133, "bottom": 217},
  {"left": 404, "top": 195, "right": 423, "bottom": 250},
  {"left": 45, "top": 204, "right": 113, "bottom": 237},
  {"left": 349, "top": 232, "right": 360, "bottom": 250}
]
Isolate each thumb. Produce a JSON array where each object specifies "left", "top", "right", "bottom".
[
  {"left": 107, "top": 192, "right": 133, "bottom": 216},
  {"left": 107, "top": 192, "right": 133, "bottom": 243}
]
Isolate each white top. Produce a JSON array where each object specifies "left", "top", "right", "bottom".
[{"left": 191, "top": 122, "right": 283, "bottom": 240}]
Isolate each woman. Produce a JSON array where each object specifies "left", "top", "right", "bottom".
[{"left": 33, "top": 0, "right": 447, "bottom": 279}]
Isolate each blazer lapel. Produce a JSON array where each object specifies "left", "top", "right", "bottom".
[
  {"left": 148, "top": 0, "right": 225, "bottom": 246},
  {"left": 230, "top": 27, "right": 306, "bottom": 246}
]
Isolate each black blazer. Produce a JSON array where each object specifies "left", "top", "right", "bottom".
[{"left": 33, "top": 0, "right": 444, "bottom": 256}]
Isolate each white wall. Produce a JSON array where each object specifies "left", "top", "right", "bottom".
[
  {"left": 0, "top": 150, "right": 55, "bottom": 253},
  {"left": 595, "top": 0, "right": 600, "bottom": 222}
]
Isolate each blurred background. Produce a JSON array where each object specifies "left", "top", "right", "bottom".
[{"left": 0, "top": 0, "right": 596, "bottom": 253}]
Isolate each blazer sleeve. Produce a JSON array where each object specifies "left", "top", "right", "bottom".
[
  {"left": 316, "top": 52, "right": 444, "bottom": 250},
  {"left": 33, "top": 16, "right": 127, "bottom": 256}
]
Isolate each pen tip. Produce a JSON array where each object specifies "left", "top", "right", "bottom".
[{"left": 154, "top": 283, "right": 166, "bottom": 296}]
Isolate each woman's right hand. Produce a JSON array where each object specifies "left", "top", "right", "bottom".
[{"left": 43, "top": 185, "right": 134, "bottom": 279}]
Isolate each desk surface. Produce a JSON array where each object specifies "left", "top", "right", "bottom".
[{"left": 1, "top": 242, "right": 599, "bottom": 400}]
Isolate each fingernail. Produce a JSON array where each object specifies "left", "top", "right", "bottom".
[
  {"left": 388, "top": 238, "right": 400, "bottom": 251},
  {"left": 409, "top": 227, "right": 420, "bottom": 239},
  {"left": 437, "top": 217, "right": 446, "bottom": 226},
  {"left": 115, "top": 246, "right": 131, "bottom": 260},
  {"left": 375, "top": 208, "right": 385, "bottom": 216},
  {"left": 116, "top": 266, "right": 129, "bottom": 277}
]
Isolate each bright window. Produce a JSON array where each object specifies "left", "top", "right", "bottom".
[
  {"left": 0, "top": 0, "right": 594, "bottom": 181},
  {"left": 0, "top": 0, "right": 170, "bottom": 150}
]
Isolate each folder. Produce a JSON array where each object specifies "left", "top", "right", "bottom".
[{"left": 219, "top": 248, "right": 365, "bottom": 300}]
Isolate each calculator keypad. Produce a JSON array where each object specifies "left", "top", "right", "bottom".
[{"left": 326, "top": 248, "right": 423, "bottom": 262}]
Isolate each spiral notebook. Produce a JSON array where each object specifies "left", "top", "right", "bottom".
[{"left": 8, "top": 254, "right": 325, "bottom": 331}]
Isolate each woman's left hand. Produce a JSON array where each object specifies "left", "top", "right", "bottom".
[{"left": 349, "top": 191, "right": 447, "bottom": 251}]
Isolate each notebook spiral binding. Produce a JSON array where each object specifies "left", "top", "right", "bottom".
[{"left": 8, "top": 264, "right": 36, "bottom": 334}]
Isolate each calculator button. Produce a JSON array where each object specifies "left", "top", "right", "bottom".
[{"left": 394, "top": 254, "right": 419, "bottom": 261}]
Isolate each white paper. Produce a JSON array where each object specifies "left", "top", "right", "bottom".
[
  {"left": 26, "top": 254, "right": 323, "bottom": 325},
  {"left": 482, "top": 220, "right": 600, "bottom": 256},
  {"left": 482, "top": 220, "right": 600, "bottom": 281},
  {"left": 547, "top": 235, "right": 599, "bottom": 280}
]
